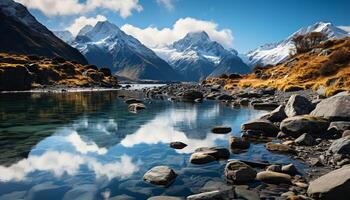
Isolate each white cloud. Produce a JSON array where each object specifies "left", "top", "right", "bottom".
[
  {"left": 65, "top": 132, "right": 107, "bottom": 155},
  {"left": 15, "top": 0, "right": 143, "bottom": 18},
  {"left": 66, "top": 15, "right": 107, "bottom": 36},
  {"left": 338, "top": 26, "right": 350, "bottom": 33},
  {"left": 121, "top": 17, "right": 234, "bottom": 48},
  {"left": 156, "top": 0, "right": 174, "bottom": 10}
]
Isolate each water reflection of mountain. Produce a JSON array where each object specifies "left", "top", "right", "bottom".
[{"left": 0, "top": 91, "right": 151, "bottom": 165}]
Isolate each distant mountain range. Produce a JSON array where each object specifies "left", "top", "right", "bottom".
[
  {"left": 153, "top": 31, "right": 250, "bottom": 81},
  {"left": 56, "top": 23, "right": 249, "bottom": 81},
  {"left": 0, "top": 0, "right": 87, "bottom": 64},
  {"left": 243, "top": 22, "right": 350, "bottom": 67}
]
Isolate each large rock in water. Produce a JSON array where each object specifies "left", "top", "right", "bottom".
[
  {"left": 310, "top": 92, "right": 350, "bottom": 121},
  {"left": 285, "top": 94, "right": 313, "bottom": 117},
  {"left": 143, "top": 166, "right": 177, "bottom": 186},
  {"left": 241, "top": 119, "right": 279, "bottom": 136},
  {"left": 328, "top": 137, "right": 350, "bottom": 155},
  {"left": 280, "top": 115, "right": 330, "bottom": 137},
  {"left": 224, "top": 160, "right": 257, "bottom": 183},
  {"left": 307, "top": 165, "right": 350, "bottom": 200}
]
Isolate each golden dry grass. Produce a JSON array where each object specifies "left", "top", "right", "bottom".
[{"left": 208, "top": 37, "right": 350, "bottom": 96}]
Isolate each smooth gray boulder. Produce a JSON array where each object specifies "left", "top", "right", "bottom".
[
  {"left": 307, "top": 165, "right": 350, "bottom": 200},
  {"left": 329, "top": 137, "right": 350, "bottom": 155},
  {"left": 310, "top": 91, "right": 350, "bottom": 121},
  {"left": 256, "top": 171, "right": 291, "bottom": 184},
  {"left": 224, "top": 160, "right": 257, "bottom": 183},
  {"left": 143, "top": 166, "right": 177, "bottom": 186},
  {"left": 260, "top": 105, "right": 287, "bottom": 122},
  {"left": 294, "top": 133, "right": 315, "bottom": 146},
  {"left": 241, "top": 119, "right": 279, "bottom": 136},
  {"left": 281, "top": 164, "right": 299, "bottom": 176},
  {"left": 328, "top": 121, "right": 350, "bottom": 132},
  {"left": 280, "top": 115, "right": 330, "bottom": 137},
  {"left": 285, "top": 94, "right": 313, "bottom": 117},
  {"left": 189, "top": 152, "right": 216, "bottom": 164}
]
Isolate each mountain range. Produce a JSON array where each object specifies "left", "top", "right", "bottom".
[
  {"left": 56, "top": 23, "right": 249, "bottom": 82},
  {"left": 244, "top": 22, "right": 350, "bottom": 67},
  {"left": 152, "top": 31, "right": 250, "bottom": 81},
  {"left": 0, "top": 0, "right": 87, "bottom": 64}
]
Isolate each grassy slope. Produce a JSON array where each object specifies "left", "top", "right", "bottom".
[{"left": 208, "top": 37, "right": 350, "bottom": 96}]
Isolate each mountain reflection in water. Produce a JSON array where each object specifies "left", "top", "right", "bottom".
[{"left": 0, "top": 91, "right": 305, "bottom": 200}]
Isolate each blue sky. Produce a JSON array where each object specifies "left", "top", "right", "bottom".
[{"left": 20, "top": 0, "right": 350, "bottom": 52}]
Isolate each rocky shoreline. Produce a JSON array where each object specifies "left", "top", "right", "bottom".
[{"left": 133, "top": 83, "right": 350, "bottom": 200}]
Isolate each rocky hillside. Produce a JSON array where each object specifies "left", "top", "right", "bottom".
[
  {"left": 207, "top": 37, "right": 350, "bottom": 97},
  {"left": 0, "top": 53, "right": 118, "bottom": 91},
  {"left": 0, "top": 0, "right": 87, "bottom": 64}
]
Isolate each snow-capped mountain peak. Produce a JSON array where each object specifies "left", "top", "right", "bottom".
[
  {"left": 80, "top": 21, "right": 122, "bottom": 42},
  {"left": 245, "top": 21, "right": 350, "bottom": 67}
]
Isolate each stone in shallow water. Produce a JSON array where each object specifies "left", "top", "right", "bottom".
[
  {"left": 256, "top": 171, "right": 291, "bottom": 184},
  {"left": 169, "top": 141, "right": 187, "bottom": 149},
  {"left": 241, "top": 119, "right": 279, "bottom": 136},
  {"left": 307, "top": 165, "right": 350, "bottom": 200},
  {"left": 265, "top": 142, "right": 294, "bottom": 153},
  {"left": 211, "top": 126, "right": 232, "bottom": 134},
  {"left": 224, "top": 160, "right": 257, "bottom": 183},
  {"left": 143, "top": 166, "right": 177, "bottom": 186},
  {"left": 228, "top": 136, "right": 250, "bottom": 150},
  {"left": 234, "top": 185, "right": 260, "bottom": 200},
  {"left": 266, "top": 164, "right": 282, "bottom": 173},
  {"left": 125, "top": 98, "right": 143, "bottom": 104},
  {"left": 281, "top": 164, "right": 299, "bottom": 176},
  {"left": 194, "top": 147, "right": 230, "bottom": 160},
  {"left": 189, "top": 152, "right": 216, "bottom": 164}
]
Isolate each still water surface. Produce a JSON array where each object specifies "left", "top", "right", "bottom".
[{"left": 0, "top": 91, "right": 305, "bottom": 200}]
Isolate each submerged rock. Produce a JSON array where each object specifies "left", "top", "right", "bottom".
[
  {"left": 143, "top": 166, "right": 177, "bottom": 186},
  {"left": 285, "top": 94, "right": 313, "bottom": 117},
  {"left": 307, "top": 165, "right": 350, "bottom": 200},
  {"left": 235, "top": 185, "right": 260, "bottom": 200},
  {"left": 125, "top": 98, "right": 143, "bottom": 104},
  {"left": 310, "top": 92, "right": 350, "bottom": 121},
  {"left": 224, "top": 160, "right": 257, "bottom": 183}
]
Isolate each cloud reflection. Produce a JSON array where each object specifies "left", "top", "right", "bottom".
[
  {"left": 0, "top": 130, "right": 139, "bottom": 182},
  {"left": 121, "top": 106, "right": 226, "bottom": 153}
]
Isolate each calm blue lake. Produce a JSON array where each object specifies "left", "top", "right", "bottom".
[{"left": 0, "top": 91, "right": 305, "bottom": 200}]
